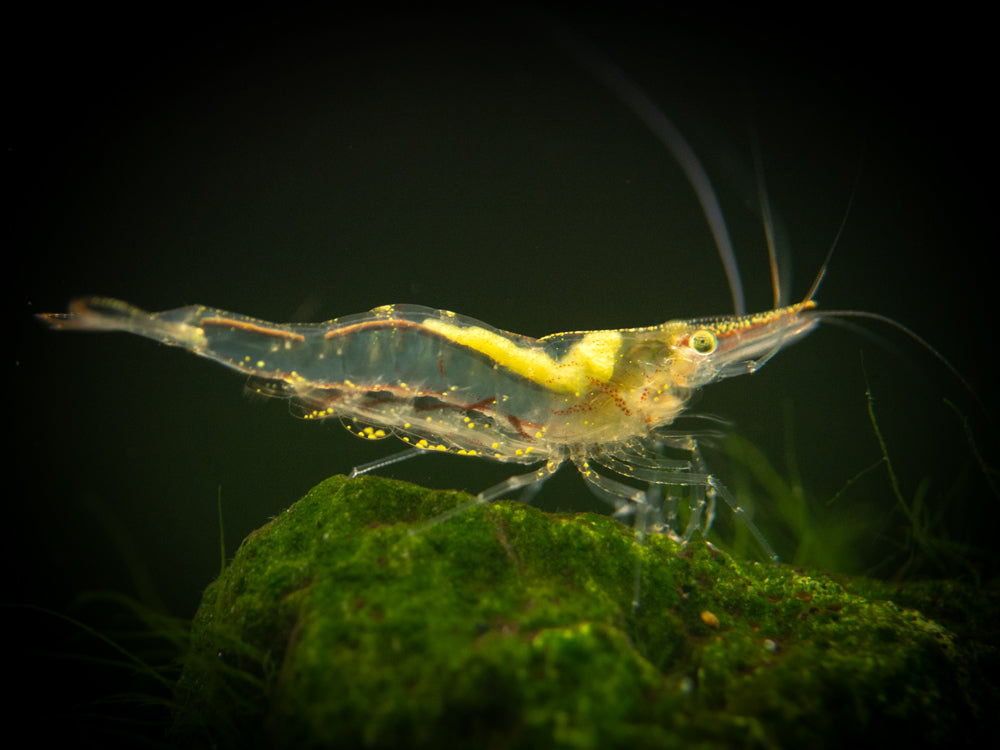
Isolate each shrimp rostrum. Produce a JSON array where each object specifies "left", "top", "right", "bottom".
[{"left": 38, "top": 294, "right": 819, "bottom": 562}]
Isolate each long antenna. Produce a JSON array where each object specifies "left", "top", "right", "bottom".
[
  {"left": 803, "top": 139, "right": 867, "bottom": 303},
  {"left": 818, "top": 309, "right": 986, "bottom": 415},
  {"left": 749, "top": 121, "right": 783, "bottom": 308},
  {"left": 554, "top": 28, "right": 746, "bottom": 316}
]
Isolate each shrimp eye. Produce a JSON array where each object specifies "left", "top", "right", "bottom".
[{"left": 690, "top": 329, "right": 717, "bottom": 355}]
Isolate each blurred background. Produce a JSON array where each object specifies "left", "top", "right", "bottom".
[{"left": 9, "top": 3, "right": 996, "bottom": 741}]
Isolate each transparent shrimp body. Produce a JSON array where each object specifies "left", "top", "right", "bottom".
[{"left": 39, "top": 296, "right": 819, "bottom": 565}]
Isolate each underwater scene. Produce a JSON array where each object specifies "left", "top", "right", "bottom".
[{"left": 12, "top": 6, "right": 998, "bottom": 747}]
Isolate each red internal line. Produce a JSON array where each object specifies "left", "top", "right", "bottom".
[{"left": 202, "top": 317, "right": 307, "bottom": 342}]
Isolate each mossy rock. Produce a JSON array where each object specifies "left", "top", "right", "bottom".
[{"left": 172, "top": 475, "right": 990, "bottom": 748}]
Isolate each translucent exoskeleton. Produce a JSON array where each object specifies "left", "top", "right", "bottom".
[{"left": 39, "top": 293, "right": 818, "bottom": 566}]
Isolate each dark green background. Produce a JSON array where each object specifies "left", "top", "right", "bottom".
[{"left": 10, "top": 6, "right": 996, "bottom": 739}]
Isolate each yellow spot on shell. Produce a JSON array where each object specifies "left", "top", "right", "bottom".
[{"left": 420, "top": 319, "right": 623, "bottom": 392}]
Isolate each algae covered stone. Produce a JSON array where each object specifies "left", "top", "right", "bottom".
[{"left": 173, "top": 475, "right": 981, "bottom": 748}]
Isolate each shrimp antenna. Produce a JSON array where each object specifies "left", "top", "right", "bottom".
[
  {"left": 748, "top": 119, "right": 784, "bottom": 308},
  {"left": 803, "top": 145, "right": 984, "bottom": 411},
  {"left": 818, "top": 309, "right": 986, "bottom": 415},
  {"left": 803, "top": 138, "right": 867, "bottom": 303},
  {"left": 554, "top": 27, "right": 746, "bottom": 316}
]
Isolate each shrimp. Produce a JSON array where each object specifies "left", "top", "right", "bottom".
[
  {"left": 39, "top": 293, "right": 819, "bottom": 563},
  {"left": 34, "top": 33, "right": 825, "bottom": 572}
]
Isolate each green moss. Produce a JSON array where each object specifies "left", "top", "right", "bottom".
[{"left": 173, "top": 476, "right": 992, "bottom": 748}]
